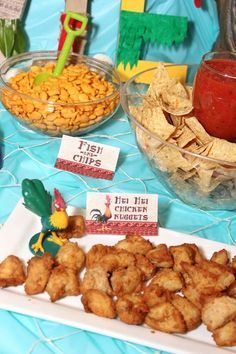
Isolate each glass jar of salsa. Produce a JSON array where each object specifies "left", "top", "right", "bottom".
[{"left": 193, "top": 51, "right": 236, "bottom": 142}]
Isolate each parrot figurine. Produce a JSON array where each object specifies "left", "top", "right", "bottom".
[{"left": 22, "top": 178, "right": 69, "bottom": 254}]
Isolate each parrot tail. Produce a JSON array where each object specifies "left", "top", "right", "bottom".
[{"left": 22, "top": 178, "right": 52, "bottom": 217}]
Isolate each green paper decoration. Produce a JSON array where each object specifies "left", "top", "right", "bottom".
[{"left": 117, "top": 10, "right": 188, "bottom": 68}]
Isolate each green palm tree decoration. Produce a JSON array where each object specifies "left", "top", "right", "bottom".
[{"left": 117, "top": 10, "right": 188, "bottom": 69}]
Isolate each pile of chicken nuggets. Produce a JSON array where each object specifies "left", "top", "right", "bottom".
[{"left": 0, "top": 229, "right": 236, "bottom": 348}]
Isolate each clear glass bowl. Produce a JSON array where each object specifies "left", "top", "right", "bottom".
[
  {"left": 121, "top": 65, "right": 236, "bottom": 210},
  {"left": 0, "top": 51, "right": 121, "bottom": 137}
]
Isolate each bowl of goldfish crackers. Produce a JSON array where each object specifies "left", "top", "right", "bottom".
[{"left": 0, "top": 51, "right": 120, "bottom": 137}]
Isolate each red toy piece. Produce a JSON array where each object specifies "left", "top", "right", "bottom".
[
  {"left": 194, "top": 0, "right": 202, "bottom": 7},
  {"left": 58, "top": 13, "right": 89, "bottom": 53}
]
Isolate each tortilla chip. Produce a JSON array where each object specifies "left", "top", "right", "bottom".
[
  {"left": 136, "top": 127, "right": 163, "bottom": 154},
  {"left": 186, "top": 85, "right": 193, "bottom": 101},
  {"left": 185, "top": 117, "right": 213, "bottom": 145},
  {"left": 159, "top": 81, "right": 193, "bottom": 116},
  {"left": 169, "top": 82, "right": 189, "bottom": 98},
  {"left": 196, "top": 168, "right": 214, "bottom": 191},
  {"left": 170, "top": 114, "right": 186, "bottom": 129},
  {"left": 142, "top": 107, "right": 176, "bottom": 141},
  {"left": 176, "top": 126, "right": 196, "bottom": 148},
  {"left": 183, "top": 143, "right": 215, "bottom": 171},
  {"left": 175, "top": 168, "right": 197, "bottom": 180},
  {"left": 170, "top": 128, "right": 184, "bottom": 140},
  {"left": 129, "top": 105, "right": 144, "bottom": 124},
  {"left": 160, "top": 90, "right": 193, "bottom": 116},
  {"left": 208, "top": 139, "right": 236, "bottom": 163},
  {"left": 185, "top": 142, "right": 199, "bottom": 153},
  {"left": 155, "top": 145, "right": 193, "bottom": 173},
  {"left": 193, "top": 156, "right": 232, "bottom": 193},
  {"left": 193, "top": 142, "right": 214, "bottom": 156},
  {"left": 147, "top": 63, "right": 177, "bottom": 101},
  {"left": 167, "top": 137, "right": 178, "bottom": 146},
  {"left": 194, "top": 174, "right": 230, "bottom": 193}
]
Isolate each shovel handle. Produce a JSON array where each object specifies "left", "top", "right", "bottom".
[
  {"left": 53, "top": 12, "right": 88, "bottom": 76},
  {"left": 64, "top": 11, "right": 88, "bottom": 36}
]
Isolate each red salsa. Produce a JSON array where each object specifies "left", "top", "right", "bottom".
[{"left": 193, "top": 59, "right": 236, "bottom": 142}]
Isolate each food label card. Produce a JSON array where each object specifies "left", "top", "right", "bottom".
[
  {"left": 86, "top": 192, "right": 158, "bottom": 235},
  {"left": 55, "top": 135, "right": 120, "bottom": 180},
  {"left": 0, "top": 0, "right": 27, "bottom": 19}
]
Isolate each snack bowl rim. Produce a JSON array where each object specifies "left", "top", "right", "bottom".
[
  {"left": 121, "top": 64, "right": 236, "bottom": 168},
  {"left": 0, "top": 50, "right": 121, "bottom": 106}
]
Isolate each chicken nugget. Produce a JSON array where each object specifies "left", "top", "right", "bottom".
[
  {"left": 182, "top": 285, "right": 220, "bottom": 310},
  {"left": 115, "top": 234, "right": 153, "bottom": 255},
  {"left": 199, "top": 260, "right": 235, "bottom": 291},
  {"left": 135, "top": 254, "right": 156, "bottom": 280},
  {"left": 213, "top": 321, "right": 236, "bottom": 347},
  {"left": 116, "top": 294, "right": 149, "bottom": 325},
  {"left": 182, "top": 243, "right": 204, "bottom": 263},
  {"left": 97, "top": 253, "right": 119, "bottom": 272},
  {"left": 86, "top": 244, "right": 113, "bottom": 268},
  {"left": 0, "top": 255, "right": 25, "bottom": 287},
  {"left": 56, "top": 241, "right": 85, "bottom": 272},
  {"left": 57, "top": 215, "right": 85, "bottom": 239},
  {"left": 146, "top": 244, "right": 173, "bottom": 268},
  {"left": 25, "top": 252, "right": 54, "bottom": 295},
  {"left": 145, "top": 302, "right": 187, "bottom": 333},
  {"left": 171, "top": 294, "right": 201, "bottom": 331},
  {"left": 182, "top": 285, "right": 204, "bottom": 310},
  {"left": 98, "top": 250, "right": 135, "bottom": 272},
  {"left": 80, "top": 266, "right": 112, "bottom": 295},
  {"left": 46, "top": 265, "right": 80, "bottom": 302},
  {"left": 201, "top": 296, "right": 236, "bottom": 331},
  {"left": 143, "top": 283, "right": 172, "bottom": 308},
  {"left": 210, "top": 249, "right": 229, "bottom": 265},
  {"left": 232, "top": 256, "right": 236, "bottom": 273},
  {"left": 150, "top": 268, "right": 183, "bottom": 292},
  {"left": 81, "top": 289, "right": 116, "bottom": 319},
  {"left": 111, "top": 265, "right": 143, "bottom": 296},
  {"left": 227, "top": 280, "right": 236, "bottom": 298},
  {"left": 181, "top": 262, "right": 218, "bottom": 295},
  {"left": 169, "top": 244, "right": 195, "bottom": 272},
  {"left": 181, "top": 271, "right": 192, "bottom": 286}
]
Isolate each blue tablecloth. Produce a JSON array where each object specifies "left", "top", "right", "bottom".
[{"left": 1, "top": 1, "right": 235, "bottom": 354}]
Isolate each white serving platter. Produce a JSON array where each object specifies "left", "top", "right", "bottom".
[{"left": 0, "top": 200, "right": 235, "bottom": 354}]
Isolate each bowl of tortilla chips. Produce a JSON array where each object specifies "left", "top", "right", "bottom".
[{"left": 121, "top": 64, "right": 236, "bottom": 210}]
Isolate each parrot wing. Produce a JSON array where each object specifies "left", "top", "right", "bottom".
[{"left": 22, "top": 178, "right": 52, "bottom": 217}]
